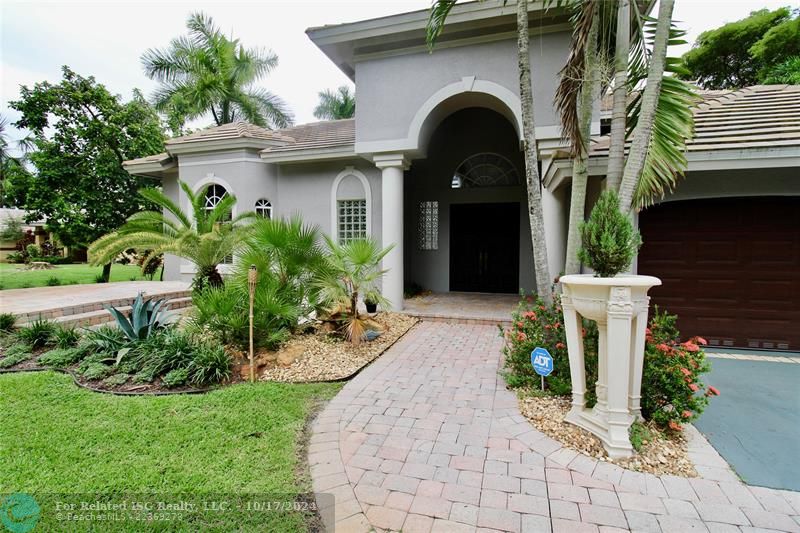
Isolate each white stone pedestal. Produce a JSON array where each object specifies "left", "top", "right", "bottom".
[{"left": 559, "top": 274, "right": 661, "bottom": 459}]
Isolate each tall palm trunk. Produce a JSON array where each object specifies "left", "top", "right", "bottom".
[
  {"left": 517, "top": 0, "right": 552, "bottom": 304},
  {"left": 564, "top": 13, "right": 600, "bottom": 275},
  {"left": 605, "top": 0, "right": 630, "bottom": 192},
  {"left": 618, "top": 0, "right": 675, "bottom": 214}
]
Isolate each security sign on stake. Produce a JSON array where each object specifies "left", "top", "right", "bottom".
[{"left": 531, "top": 347, "right": 553, "bottom": 376}]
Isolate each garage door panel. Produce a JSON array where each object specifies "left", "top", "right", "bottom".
[{"left": 639, "top": 196, "right": 800, "bottom": 351}]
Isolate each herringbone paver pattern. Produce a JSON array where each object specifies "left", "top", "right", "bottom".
[{"left": 310, "top": 322, "right": 800, "bottom": 532}]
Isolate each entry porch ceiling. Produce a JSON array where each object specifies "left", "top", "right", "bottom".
[{"left": 306, "top": 1, "right": 571, "bottom": 80}]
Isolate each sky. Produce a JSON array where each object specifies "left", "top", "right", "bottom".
[{"left": 1, "top": 0, "right": 796, "bottom": 144}]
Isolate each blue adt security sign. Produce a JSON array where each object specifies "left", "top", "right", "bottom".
[{"left": 531, "top": 347, "right": 553, "bottom": 377}]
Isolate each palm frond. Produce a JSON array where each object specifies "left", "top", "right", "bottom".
[
  {"left": 242, "top": 87, "right": 294, "bottom": 129},
  {"left": 426, "top": 0, "right": 459, "bottom": 50}
]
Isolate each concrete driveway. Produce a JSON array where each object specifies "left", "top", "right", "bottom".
[{"left": 695, "top": 356, "right": 800, "bottom": 491}]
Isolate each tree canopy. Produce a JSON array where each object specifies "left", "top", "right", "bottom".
[
  {"left": 8, "top": 66, "right": 165, "bottom": 249},
  {"left": 313, "top": 86, "right": 355, "bottom": 120},
  {"left": 142, "top": 12, "right": 294, "bottom": 134},
  {"left": 679, "top": 7, "right": 800, "bottom": 89}
]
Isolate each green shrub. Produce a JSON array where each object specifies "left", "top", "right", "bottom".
[
  {"left": 25, "top": 244, "right": 41, "bottom": 259},
  {"left": 46, "top": 276, "right": 62, "bottom": 286},
  {"left": 129, "top": 329, "right": 195, "bottom": 378},
  {"left": 629, "top": 422, "right": 653, "bottom": 452},
  {"left": 81, "top": 362, "right": 113, "bottom": 381},
  {"left": 94, "top": 273, "right": 107, "bottom": 284},
  {"left": 84, "top": 325, "right": 127, "bottom": 355},
  {"left": 578, "top": 190, "right": 642, "bottom": 277},
  {"left": 16, "top": 318, "right": 57, "bottom": 349},
  {"left": 0, "top": 313, "right": 17, "bottom": 334},
  {"left": 103, "top": 373, "right": 131, "bottom": 386},
  {"left": 38, "top": 347, "right": 86, "bottom": 367},
  {"left": 189, "top": 342, "right": 232, "bottom": 386},
  {"left": 0, "top": 343, "right": 33, "bottom": 368},
  {"left": 6, "top": 251, "right": 25, "bottom": 264},
  {"left": 162, "top": 367, "right": 190, "bottom": 388},
  {"left": 501, "top": 293, "right": 598, "bottom": 397},
  {"left": 641, "top": 308, "right": 716, "bottom": 431},
  {"left": 52, "top": 324, "right": 81, "bottom": 349}
]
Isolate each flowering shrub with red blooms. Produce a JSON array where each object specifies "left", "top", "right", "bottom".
[
  {"left": 503, "top": 297, "right": 717, "bottom": 432},
  {"left": 641, "top": 307, "right": 717, "bottom": 431},
  {"left": 501, "top": 293, "right": 598, "bottom": 397}
]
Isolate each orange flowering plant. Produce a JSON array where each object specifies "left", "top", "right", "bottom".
[
  {"left": 641, "top": 307, "right": 717, "bottom": 431},
  {"left": 502, "top": 296, "right": 717, "bottom": 432},
  {"left": 500, "top": 292, "right": 598, "bottom": 397}
]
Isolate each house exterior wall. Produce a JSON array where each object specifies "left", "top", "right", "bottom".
[
  {"left": 405, "top": 108, "right": 534, "bottom": 293},
  {"left": 355, "top": 31, "right": 570, "bottom": 150},
  {"left": 161, "top": 152, "right": 382, "bottom": 283}
]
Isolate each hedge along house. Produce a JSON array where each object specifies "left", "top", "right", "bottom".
[{"left": 124, "top": 3, "right": 800, "bottom": 350}]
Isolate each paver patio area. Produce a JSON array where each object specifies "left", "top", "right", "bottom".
[
  {"left": 0, "top": 281, "right": 190, "bottom": 316},
  {"left": 310, "top": 322, "right": 800, "bottom": 532}
]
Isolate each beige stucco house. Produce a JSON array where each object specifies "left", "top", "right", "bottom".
[{"left": 124, "top": 2, "right": 800, "bottom": 351}]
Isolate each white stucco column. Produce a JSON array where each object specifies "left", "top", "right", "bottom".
[{"left": 374, "top": 154, "right": 410, "bottom": 311}]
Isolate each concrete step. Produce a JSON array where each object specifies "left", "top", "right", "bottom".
[
  {"left": 19, "top": 296, "right": 193, "bottom": 328},
  {"left": 13, "top": 290, "right": 191, "bottom": 324}
]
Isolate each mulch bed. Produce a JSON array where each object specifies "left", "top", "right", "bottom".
[
  {"left": 518, "top": 393, "right": 697, "bottom": 477},
  {"left": 256, "top": 312, "right": 418, "bottom": 383}
]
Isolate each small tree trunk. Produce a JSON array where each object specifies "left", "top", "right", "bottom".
[
  {"left": 517, "top": 0, "right": 553, "bottom": 304},
  {"left": 606, "top": 0, "right": 630, "bottom": 192},
  {"left": 618, "top": 0, "right": 675, "bottom": 214},
  {"left": 564, "top": 12, "right": 600, "bottom": 276},
  {"left": 101, "top": 262, "right": 111, "bottom": 283}
]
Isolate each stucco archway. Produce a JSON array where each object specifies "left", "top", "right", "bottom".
[{"left": 409, "top": 77, "right": 523, "bottom": 156}]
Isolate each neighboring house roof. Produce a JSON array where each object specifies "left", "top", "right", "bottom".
[
  {"left": 0, "top": 207, "right": 45, "bottom": 228},
  {"left": 260, "top": 119, "right": 356, "bottom": 163}
]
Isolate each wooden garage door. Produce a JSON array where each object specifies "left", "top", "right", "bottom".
[{"left": 638, "top": 197, "right": 800, "bottom": 351}]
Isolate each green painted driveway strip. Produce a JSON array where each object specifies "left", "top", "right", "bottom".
[{"left": 695, "top": 358, "right": 800, "bottom": 491}]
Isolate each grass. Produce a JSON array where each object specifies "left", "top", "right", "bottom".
[
  {"left": 0, "top": 263, "right": 163, "bottom": 290},
  {"left": 0, "top": 371, "right": 341, "bottom": 531}
]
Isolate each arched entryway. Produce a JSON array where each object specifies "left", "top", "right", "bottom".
[{"left": 405, "top": 106, "right": 532, "bottom": 294}]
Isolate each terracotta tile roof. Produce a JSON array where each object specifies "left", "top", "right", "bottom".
[
  {"left": 165, "top": 121, "right": 295, "bottom": 146},
  {"left": 591, "top": 84, "right": 800, "bottom": 155},
  {"left": 262, "top": 119, "right": 355, "bottom": 154},
  {"left": 123, "top": 152, "right": 172, "bottom": 166}
]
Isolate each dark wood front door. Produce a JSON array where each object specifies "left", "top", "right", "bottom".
[
  {"left": 450, "top": 203, "right": 519, "bottom": 293},
  {"left": 638, "top": 196, "right": 800, "bottom": 351}
]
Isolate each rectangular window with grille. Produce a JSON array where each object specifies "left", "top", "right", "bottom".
[
  {"left": 418, "top": 201, "right": 438, "bottom": 250},
  {"left": 338, "top": 199, "right": 367, "bottom": 243}
]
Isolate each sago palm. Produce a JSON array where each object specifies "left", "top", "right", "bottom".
[
  {"left": 317, "top": 236, "right": 393, "bottom": 345},
  {"left": 142, "top": 12, "right": 294, "bottom": 131},
  {"left": 88, "top": 180, "right": 255, "bottom": 290},
  {"left": 313, "top": 86, "right": 356, "bottom": 120}
]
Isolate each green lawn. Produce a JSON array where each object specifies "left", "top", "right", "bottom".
[
  {"left": 0, "top": 263, "right": 162, "bottom": 290},
  {"left": 0, "top": 371, "right": 341, "bottom": 531}
]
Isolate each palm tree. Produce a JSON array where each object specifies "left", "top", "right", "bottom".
[
  {"left": 428, "top": 0, "right": 553, "bottom": 304},
  {"left": 313, "top": 86, "right": 356, "bottom": 120},
  {"left": 317, "top": 236, "right": 393, "bottom": 345},
  {"left": 0, "top": 115, "right": 34, "bottom": 208},
  {"left": 142, "top": 12, "right": 294, "bottom": 131},
  {"left": 88, "top": 180, "right": 255, "bottom": 290}
]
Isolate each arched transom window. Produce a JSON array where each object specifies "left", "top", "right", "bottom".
[
  {"left": 204, "top": 183, "right": 228, "bottom": 210},
  {"left": 255, "top": 198, "right": 272, "bottom": 219},
  {"left": 451, "top": 153, "right": 521, "bottom": 188}
]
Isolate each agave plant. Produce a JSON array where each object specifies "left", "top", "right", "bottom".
[{"left": 105, "top": 293, "right": 170, "bottom": 342}]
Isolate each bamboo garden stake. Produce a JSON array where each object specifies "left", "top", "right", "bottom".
[{"left": 248, "top": 264, "right": 257, "bottom": 383}]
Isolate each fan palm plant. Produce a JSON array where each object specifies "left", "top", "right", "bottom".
[
  {"left": 88, "top": 180, "right": 255, "bottom": 291},
  {"left": 313, "top": 86, "right": 356, "bottom": 120},
  {"left": 142, "top": 12, "right": 294, "bottom": 132},
  {"left": 317, "top": 236, "right": 393, "bottom": 345}
]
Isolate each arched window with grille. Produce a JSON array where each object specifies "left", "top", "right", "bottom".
[
  {"left": 255, "top": 198, "right": 272, "bottom": 219},
  {"left": 202, "top": 183, "right": 232, "bottom": 263},
  {"left": 451, "top": 152, "right": 521, "bottom": 189}
]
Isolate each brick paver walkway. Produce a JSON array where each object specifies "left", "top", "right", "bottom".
[{"left": 310, "top": 322, "right": 800, "bottom": 532}]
